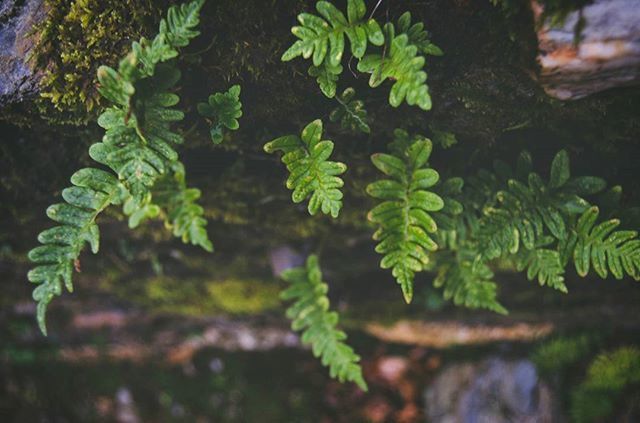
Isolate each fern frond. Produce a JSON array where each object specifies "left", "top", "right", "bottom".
[
  {"left": 153, "top": 163, "right": 213, "bottom": 252},
  {"left": 281, "top": 0, "right": 384, "bottom": 97},
  {"left": 433, "top": 253, "right": 506, "bottom": 314},
  {"left": 395, "top": 12, "right": 443, "bottom": 57},
  {"left": 329, "top": 87, "right": 370, "bottom": 134},
  {"left": 516, "top": 247, "right": 567, "bottom": 292},
  {"left": 28, "top": 0, "right": 208, "bottom": 334},
  {"left": 197, "top": 84, "right": 242, "bottom": 144},
  {"left": 280, "top": 255, "right": 367, "bottom": 391},
  {"left": 477, "top": 150, "right": 603, "bottom": 261},
  {"left": 28, "top": 169, "right": 127, "bottom": 334},
  {"left": 367, "top": 133, "right": 444, "bottom": 303},
  {"left": 264, "top": 119, "right": 347, "bottom": 218},
  {"left": 357, "top": 23, "right": 432, "bottom": 110},
  {"left": 572, "top": 206, "right": 640, "bottom": 280}
]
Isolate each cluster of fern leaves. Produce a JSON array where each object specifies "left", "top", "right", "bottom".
[
  {"left": 28, "top": 0, "right": 212, "bottom": 334},
  {"left": 427, "top": 149, "right": 640, "bottom": 312},
  {"left": 281, "top": 0, "right": 441, "bottom": 110}
]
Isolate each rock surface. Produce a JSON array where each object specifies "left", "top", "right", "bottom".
[
  {"left": 0, "top": 0, "right": 44, "bottom": 106},
  {"left": 535, "top": 0, "right": 640, "bottom": 100},
  {"left": 424, "top": 357, "right": 556, "bottom": 422}
]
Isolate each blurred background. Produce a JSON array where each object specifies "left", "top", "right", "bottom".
[{"left": 1, "top": 0, "right": 640, "bottom": 421}]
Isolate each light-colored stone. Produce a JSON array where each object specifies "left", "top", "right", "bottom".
[{"left": 535, "top": 0, "right": 640, "bottom": 99}]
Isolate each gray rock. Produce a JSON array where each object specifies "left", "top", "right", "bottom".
[
  {"left": 535, "top": 0, "right": 640, "bottom": 100},
  {"left": 425, "top": 357, "right": 557, "bottom": 423},
  {"left": 0, "top": 0, "right": 45, "bottom": 106}
]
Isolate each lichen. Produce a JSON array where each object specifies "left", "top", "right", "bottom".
[{"left": 32, "top": 0, "right": 161, "bottom": 124}]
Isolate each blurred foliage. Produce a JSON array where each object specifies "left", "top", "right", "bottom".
[
  {"left": 571, "top": 347, "right": 640, "bottom": 422},
  {"left": 531, "top": 333, "right": 598, "bottom": 374}
]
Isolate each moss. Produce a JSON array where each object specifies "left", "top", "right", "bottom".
[
  {"left": 205, "top": 279, "right": 281, "bottom": 314},
  {"left": 120, "top": 276, "right": 282, "bottom": 317},
  {"left": 32, "top": 0, "right": 162, "bottom": 124}
]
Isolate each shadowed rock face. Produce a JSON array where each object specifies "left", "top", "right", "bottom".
[{"left": 0, "top": 0, "right": 44, "bottom": 106}]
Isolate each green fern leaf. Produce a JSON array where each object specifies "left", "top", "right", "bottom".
[
  {"left": 516, "top": 248, "right": 567, "bottom": 292},
  {"left": 264, "top": 119, "right": 347, "bottom": 218},
  {"left": 357, "top": 24, "right": 432, "bottom": 110},
  {"left": 329, "top": 87, "right": 371, "bottom": 134},
  {"left": 572, "top": 207, "right": 640, "bottom": 280},
  {"left": 433, "top": 252, "right": 507, "bottom": 314},
  {"left": 281, "top": 0, "right": 384, "bottom": 96},
  {"left": 308, "top": 62, "right": 342, "bottom": 98},
  {"left": 367, "top": 133, "right": 444, "bottom": 303},
  {"left": 280, "top": 255, "right": 368, "bottom": 391},
  {"left": 395, "top": 12, "right": 443, "bottom": 56},
  {"left": 197, "top": 85, "right": 243, "bottom": 144},
  {"left": 153, "top": 163, "right": 213, "bottom": 252},
  {"left": 28, "top": 169, "right": 127, "bottom": 334},
  {"left": 28, "top": 0, "right": 209, "bottom": 335}
]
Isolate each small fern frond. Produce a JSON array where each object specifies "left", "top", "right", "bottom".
[
  {"left": 571, "top": 206, "right": 640, "bottom": 280},
  {"left": 357, "top": 23, "right": 432, "bottom": 110},
  {"left": 153, "top": 163, "right": 213, "bottom": 252},
  {"left": 516, "top": 247, "right": 567, "bottom": 292},
  {"left": 308, "top": 62, "right": 343, "bottom": 98},
  {"left": 28, "top": 169, "right": 127, "bottom": 334},
  {"left": 433, "top": 252, "right": 506, "bottom": 314},
  {"left": 197, "top": 84, "right": 242, "bottom": 144},
  {"left": 395, "top": 12, "right": 443, "bottom": 57},
  {"left": 280, "top": 255, "right": 368, "bottom": 391},
  {"left": 329, "top": 87, "right": 371, "bottom": 134},
  {"left": 264, "top": 119, "right": 347, "bottom": 218},
  {"left": 367, "top": 133, "right": 444, "bottom": 303},
  {"left": 281, "top": 0, "right": 384, "bottom": 97}
]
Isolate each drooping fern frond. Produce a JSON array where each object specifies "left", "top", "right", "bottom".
[
  {"left": 197, "top": 84, "right": 242, "bottom": 144},
  {"left": 28, "top": 0, "right": 208, "bottom": 334},
  {"left": 280, "top": 255, "right": 367, "bottom": 391},
  {"left": 264, "top": 119, "right": 347, "bottom": 218},
  {"left": 571, "top": 206, "right": 640, "bottom": 280},
  {"left": 367, "top": 133, "right": 444, "bottom": 303},
  {"left": 153, "top": 162, "right": 213, "bottom": 252},
  {"left": 281, "top": 0, "right": 384, "bottom": 97},
  {"left": 329, "top": 87, "right": 370, "bottom": 134},
  {"left": 28, "top": 169, "right": 128, "bottom": 334}
]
